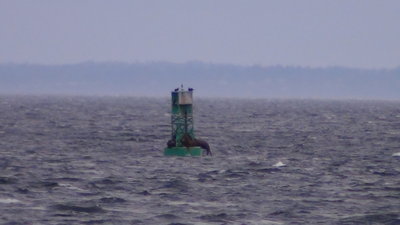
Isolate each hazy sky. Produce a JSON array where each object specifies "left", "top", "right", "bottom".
[{"left": 1, "top": 0, "right": 399, "bottom": 68}]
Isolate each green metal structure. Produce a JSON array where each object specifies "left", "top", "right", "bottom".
[{"left": 164, "top": 86, "right": 203, "bottom": 156}]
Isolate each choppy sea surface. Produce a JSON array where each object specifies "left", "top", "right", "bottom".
[{"left": 0, "top": 96, "right": 399, "bottom": 225}]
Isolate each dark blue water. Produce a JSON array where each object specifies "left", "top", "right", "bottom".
[{"left": 0, "top": 96, "right": 399, "bottom": 224}]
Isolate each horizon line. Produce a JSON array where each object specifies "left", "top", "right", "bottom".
[{"left": 1, "top": 60, "right": 398, "bottom": 71}]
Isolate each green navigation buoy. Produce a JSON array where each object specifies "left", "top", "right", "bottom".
[{"left": 164, "top": 86, "right": 210, "bottom": 156}]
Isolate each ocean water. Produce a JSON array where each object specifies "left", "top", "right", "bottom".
[{"left": 0, "top": 96, "right": 399, "bottom": 225}]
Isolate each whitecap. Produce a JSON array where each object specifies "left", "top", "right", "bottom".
[
  {"left": 0, "top": 198, "right": 20, "bottom": 203},
  {"left": 392, "top": 152, "right": 400, "bottom": 157},
  {"left": 273, "top": 161, "right": 286, "bottom": 167},
  {"left": 58, "top": 183, "right": 86, "bottom": 192},
  {"left": 232, "top": 128, "right": 257, "bottom": 132}
]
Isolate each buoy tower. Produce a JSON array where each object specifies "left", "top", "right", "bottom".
[{"left": 164, "top": 86, "right": 203, "bottom": 156}]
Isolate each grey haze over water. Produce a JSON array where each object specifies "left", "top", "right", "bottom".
[
  {"left": 0, "top": 62, "right": 399, "bottom": 100},
  {"left": 2, "top": 1, "right": 399, "bottom": 99},
  {"left": 1, "top": 1, "right": 400, "bottom": 69}
]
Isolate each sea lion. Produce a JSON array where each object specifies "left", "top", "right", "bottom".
[
  {"left": 167, "top": 139, "right": 176, "bottom": 148},
  {"left": 181, "top": 133, "right": 212, "bottom": 156}
]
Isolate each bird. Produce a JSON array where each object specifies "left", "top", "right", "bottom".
[
  {"left": 188, "top": 88, "right": 194, "bottom": 91},
  {"left": 174, "top": 88, "right": 179, "bottom": 92}
]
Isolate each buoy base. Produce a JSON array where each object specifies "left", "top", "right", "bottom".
[{"left": 164, "top": 147, "right": 203, "bottom": 156}]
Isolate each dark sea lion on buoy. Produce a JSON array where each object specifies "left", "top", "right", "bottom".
[
  {"left": 167, "top": 139, "right": 176, "bottom": 148},
  {"left": 181, "top": 133, "right": 212, "bottom": 156},
  {"left": 193, "top": 138, "right": 212, "bottom": 156}
]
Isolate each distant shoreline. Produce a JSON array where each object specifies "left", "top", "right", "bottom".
[{"left": 1, "top": 62, "right": 399, "bottom": 100}]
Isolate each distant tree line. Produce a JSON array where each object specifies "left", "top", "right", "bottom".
[{"left": 0, "top": 62, "right": 399, "bottom": 99}]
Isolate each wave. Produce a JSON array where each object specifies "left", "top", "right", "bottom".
[
  {"left": 0, "top": 198, "right": 20, "bottom": 204},
  {"left": 51, "top": 203, "right": 105, "bottom": 213}
]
